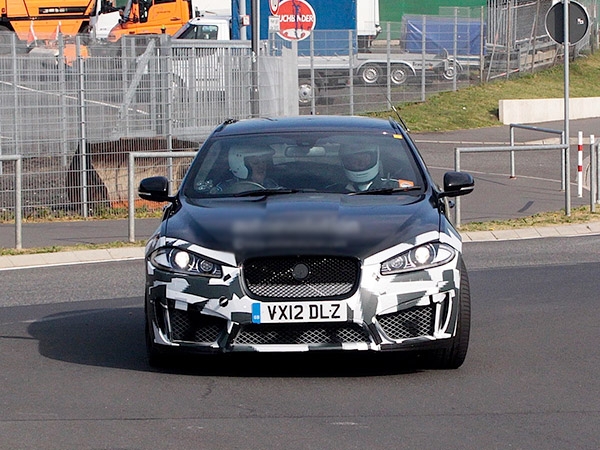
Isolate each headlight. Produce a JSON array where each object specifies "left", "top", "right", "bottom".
[
  {"left": 380, "top": 243, "right": 456, "bottom": 275},
  {"left": 150, "top": 247, "right": 223, "bottom": 277}
]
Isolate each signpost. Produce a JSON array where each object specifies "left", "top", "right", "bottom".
[{"left": 545, "top": 0, "right": 590, "bottom": 216}]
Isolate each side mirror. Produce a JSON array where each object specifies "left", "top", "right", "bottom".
[
  {"left": 138, "top": 176, "right": 174, "bottom": 202},
  {"left": 440, "top": 171, "right": 474, "bottom": 198}
]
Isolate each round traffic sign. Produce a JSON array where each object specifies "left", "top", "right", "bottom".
[
  {"left": 277, "top": 0, "right": 317, "bottom": 42},
  {"left": 545, "top": 1, "right": 590, "bottom": 45}
]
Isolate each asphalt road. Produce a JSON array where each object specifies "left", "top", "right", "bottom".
[{"left": 1, "top": 235, "right": 599, "bottom": 449}]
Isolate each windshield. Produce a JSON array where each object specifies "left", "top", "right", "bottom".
[{"left": 182, "top": 131, "right": 425, "bottom": 197}]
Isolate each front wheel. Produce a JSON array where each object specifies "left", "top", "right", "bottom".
[{"left": 428, "top": 258, "right": 471, "bottom": 369}]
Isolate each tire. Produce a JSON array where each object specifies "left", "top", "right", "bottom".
[
  {"left": 441, "top": 61, "right": 461, "bottom": 81},
  {"left": 359, "top": 63, "right": 382, "bottom": 85},
  {"left": 429, "top": 258, "right": 471, "bottom": 369},
  {"left": 298, "top": 78, "right": 319, "bottom": 105},
  {"left": 389, "top": 64, "right": 411, "bottom": 85},
  {"left": 145, "top": 309, "right": 172, "bottom": 368}
]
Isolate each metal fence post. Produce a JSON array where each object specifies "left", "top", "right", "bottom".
[
  {"left": 128, "top": 152, "right": 136, "bottom": 243},
  {"left": 309, "top": 33, "right": 315, "bottom": 114},
  {"left": 58, "top": 34, "right": 69, "bottom": 168},
  {"left": 509, "top": 125, "right": 516, "bottom": 178},
  {"left": 421, "top": 16, "right": 426, "bottom": 102},
  {"left": 454, "top": 147, "right": 461, "bottom": 228},
  {"left": 11, "top": 33, "right": 19, "bottom": 171},
  {"left": 453, "top": 7, "right": 458, "bottom": 91},
  {"left": 348, "top": 30, "right": 354, "bottom": 116},
  {"left": 1, "top": 155, "right": 23, "bottom": 249},
  {"left": 590, "top": 136, "right": 596, "bottom": 213},
  {"left": 15, "top": 155, "right": 22, "bottom": 249},
  {"left": 480, "top": 6, "right": 485, "bottom": 81},
  {"left": 77, "top": 36, "right": 89, "bottom": 218},
  {"left": 386, "top": 22, "right": 392, "bottom": 101}
]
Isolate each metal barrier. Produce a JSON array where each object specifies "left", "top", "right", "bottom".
[
  {"left": 509, "top": 124, "right": 565, "bottom": 185},
  {"left": 0, "top": 155, "right": 22, "bottom": 249},
  {"left": 454, "top": 143, "right": 569, "bottom": 228},
  {"left": 127, "top": 151, "right": 197, "bottom": 243}
]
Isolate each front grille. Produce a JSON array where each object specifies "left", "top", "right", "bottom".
[
  {"left": 377, "top": 305, "right": 434, "bottom": 340},
  {"left": 242, "top": 256, "right": 360, "bottom": 299},
  {"left": 169, "top": 309, "right": 226, "bottom": 343},
  {"left": 234, "top": 322, "right": 370, "bottom": 346}
]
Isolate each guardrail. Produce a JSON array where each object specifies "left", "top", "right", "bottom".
[
  {"left": 454, "top": 143, "right": 569, "bottom": 227},
  {"left": 509, "top": 124, "right": 565, "bottom": 186},
  {"left": 0, "top": 155, "right": 23, "bottom": 249},
  {"left": 127, "top": 151, "right": 197, "bottom": 243}
]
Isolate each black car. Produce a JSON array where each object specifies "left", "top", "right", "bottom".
[{"left": 139, "top": 115, "right": 474, "bottom": 368}]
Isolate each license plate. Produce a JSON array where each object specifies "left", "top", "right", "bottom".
[{"left": 251, "top": 301, "right": 346, "bottom": 324}]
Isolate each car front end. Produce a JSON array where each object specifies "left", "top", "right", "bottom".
[{"left": 140, "top": 116, "right": 474, "bottom": 368}]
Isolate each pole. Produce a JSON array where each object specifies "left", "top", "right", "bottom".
[
  {"left": 563, "top": 0, "right": 571, "bottom": 216},
  {"left": 15, "top": 156, "right": 22, "bottom": 250},
  {"left": 578, "top": 130, "right": 583, "bottom": 197},
  {"left": 590, "top": 135, "right": 596, "bottom": 212},
  {"left": 250, "top": 0, "right": 260, "bottom": 117}
]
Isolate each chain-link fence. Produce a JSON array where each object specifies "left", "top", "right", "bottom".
[{"left": 0, "top": 0, "right": 598, "bottom": 224}]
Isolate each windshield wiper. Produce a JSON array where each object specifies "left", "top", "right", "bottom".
[
  {"left": 233, "top": 188, "right": 302, "bottom": 197},
  {"left": 348, "top": 186, "right": 422, "bottom": 196}
]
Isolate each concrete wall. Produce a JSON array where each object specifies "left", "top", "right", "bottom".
[{"left": 499, "top": 97, "right": 600, "bottom": 124}]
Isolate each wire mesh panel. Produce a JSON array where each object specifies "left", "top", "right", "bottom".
[
  {"left": 170, "top": 39, "right": 253, "bottom": 139},
  {"left": 0, "top": 35, "right": 255, "bottom": 219},
  {"left": 0, "top": 0, "right": 598, "bottom": 225}
]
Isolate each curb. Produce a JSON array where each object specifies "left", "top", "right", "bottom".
[
  {"left": 461, "top": 221, "right": 600, "bottom": 242},
  {"left": 0, "top": 247, "right": 145, "bottom": 270}
]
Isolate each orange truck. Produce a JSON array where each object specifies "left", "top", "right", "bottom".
[
  {"left": 0, "top": 0, "right": 95, "bottom": 50},
  {"left": 105, "top": 0, "right": 230, "bottom": 42}
]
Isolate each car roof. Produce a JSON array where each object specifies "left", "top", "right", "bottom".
[{"left": 211, "top": 115, "right": 406, "bottom": 137}]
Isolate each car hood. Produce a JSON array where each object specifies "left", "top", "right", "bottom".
[{"left": 163, "top": 193, "right": 441, "bottom": 260}]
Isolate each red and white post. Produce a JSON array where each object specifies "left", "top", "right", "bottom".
[{"left": 578, "top": 131, "right": 583, "bottom": 198}]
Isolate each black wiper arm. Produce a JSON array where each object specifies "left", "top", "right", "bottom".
[
  {"left": 233, "top": 188, "right": 301, "bottom": 197},
  {"left": 348, "top": 186, "right": 422, "bottom": 196}
]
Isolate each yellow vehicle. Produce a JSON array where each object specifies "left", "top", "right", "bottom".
[
  {"left": 0, "top": 0, "right": 95, "bottom": 52},
  {"left": 105, "top": 0, "right": 228, "bottom": 42}
]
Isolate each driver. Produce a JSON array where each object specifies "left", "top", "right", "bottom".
[
  {"left": 339, "top": 144, "right": 414, "bottom": 192},
  {"left": 213, "top": 145, "right": 279, "bottom": 193}
]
